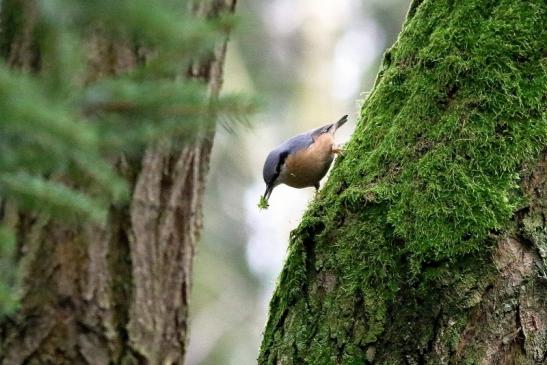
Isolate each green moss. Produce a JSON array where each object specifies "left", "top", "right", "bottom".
[
  {"left": 258, "top": 195, "right": 270, "bottom": 209},
  {"left": 259, "top": 0, "right": 546, "bottom": 363}
]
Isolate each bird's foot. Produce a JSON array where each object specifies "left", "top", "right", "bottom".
[{"left": 332, "top": 145, "right": 344, "bottom": 155}]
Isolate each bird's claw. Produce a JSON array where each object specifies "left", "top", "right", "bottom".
[{"left": 332, "top": 145, "right": 345, "bottom": 155}]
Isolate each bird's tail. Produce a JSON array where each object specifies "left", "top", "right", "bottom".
[
  {"left": 312, "top": 115, "right": 348, "bottom": 138},
  {"left": 333, "top": 114, "right": 348, "bottom": 132}
]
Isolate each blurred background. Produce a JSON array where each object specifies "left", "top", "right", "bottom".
[{"left": 187, "top": 0, "right": 410, "bottom": 363}]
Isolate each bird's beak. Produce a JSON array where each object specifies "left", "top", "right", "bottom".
[{"left": 263, "top": 185, "right": 273, "bottom": 202}]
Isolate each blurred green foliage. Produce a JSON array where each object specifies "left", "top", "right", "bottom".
[{"left": 0, "top": 0, "right": 252, "bottom": 315}]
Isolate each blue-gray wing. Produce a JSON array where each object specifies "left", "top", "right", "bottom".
[
  {"left": 283, "top": 133, "right": 314, "bottom": 154},
  {"left": 262, "top": 133, "right": 313, "bottom": 186}
]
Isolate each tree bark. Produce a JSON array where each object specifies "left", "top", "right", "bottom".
[
  {"left": 0, "top": 1, "right": 236, "bottom": 364},
  {"left": 259, "top": 1, "right": 546, "bottom": 364}
]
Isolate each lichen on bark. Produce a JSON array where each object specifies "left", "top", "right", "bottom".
[{"left": 259, "top": 0, "right": 547, "bottom": 364}]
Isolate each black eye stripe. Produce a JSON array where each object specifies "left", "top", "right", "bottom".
[
  {"left": 276, "top": 151, "right": 289, "bottom": 173},
  {"left": 267, "top": 150, "right": 289, "bottom": 186}
]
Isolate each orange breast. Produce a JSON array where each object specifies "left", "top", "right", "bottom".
[{"left": 280, "top": 133, "right": 335, "bottom": 188}]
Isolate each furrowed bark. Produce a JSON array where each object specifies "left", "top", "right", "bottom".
[{"left": 0, "top": 0, "right": 236, "bottom": 364}]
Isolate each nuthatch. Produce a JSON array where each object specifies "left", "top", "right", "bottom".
[{"left": 261, "top": 115, "right": 348, "bottom": 205}]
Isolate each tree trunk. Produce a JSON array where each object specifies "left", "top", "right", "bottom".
[
  {"left": 259, "top": 1, "right": 546, "bottom": 364},
  {"left": 0, "top": 1, "right": 236, "bottom": 364}
]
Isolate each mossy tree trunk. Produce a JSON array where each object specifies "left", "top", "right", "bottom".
[
  {"left": 0, "top": 1, "right": 236, "bottom": 364},
  {"left": 259, "top": 1, "right": 546, "bottom": 364}
]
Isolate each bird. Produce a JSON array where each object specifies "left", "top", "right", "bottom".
[{"left": 261, "top": 115, "right": 348, "bottom": 207}]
